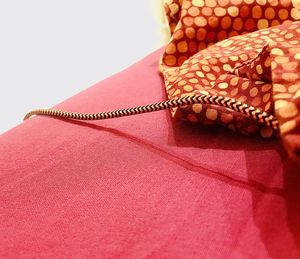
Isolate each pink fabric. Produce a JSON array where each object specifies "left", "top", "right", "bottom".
[{"left": 0, "top": 48, "right": 300, "bottom": 258}]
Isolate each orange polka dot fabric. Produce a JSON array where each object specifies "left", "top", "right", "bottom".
[{"left": 160, "top": 0, "right": 300, "bottom": 159}]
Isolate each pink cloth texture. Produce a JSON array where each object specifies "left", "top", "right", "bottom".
[{"left": 0, "top": 48, "right": 300, "bottom": 258}]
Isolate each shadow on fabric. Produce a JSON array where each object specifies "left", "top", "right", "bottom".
[{"left": 60, "top": 117, "right": 300, "bottom": 258}]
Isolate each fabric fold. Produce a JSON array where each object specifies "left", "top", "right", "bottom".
[{"left": 160, "top": 0, "right": 300, "bottom": 160}]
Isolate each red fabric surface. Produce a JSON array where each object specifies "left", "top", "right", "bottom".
[{"left": 1, "top": 48, "right": 300, "bottom": 258}]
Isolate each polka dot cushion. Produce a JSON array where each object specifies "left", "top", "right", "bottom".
[{"left": 160, "top": 0, "right": 300, "bottom": 159}]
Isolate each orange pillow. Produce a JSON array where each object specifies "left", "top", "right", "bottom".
[{"left": 160, "top": 0, "right": 300, "bottom": 159}]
